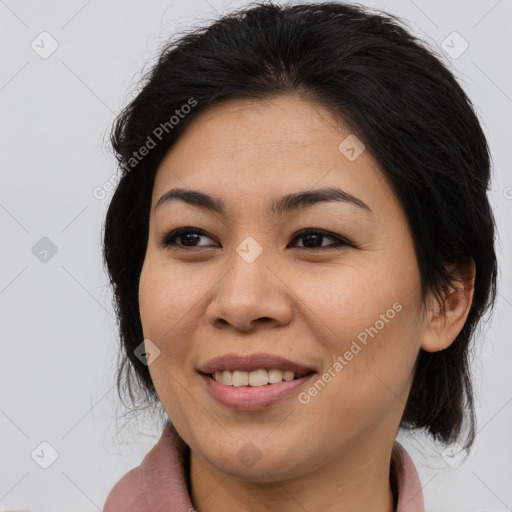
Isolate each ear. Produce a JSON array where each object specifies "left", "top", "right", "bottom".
[{"left": 421, "top": 257, "right": 476, "bottom": 353}]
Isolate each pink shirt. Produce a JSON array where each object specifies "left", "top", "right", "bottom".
[{"left": 103, "top": 423, "right": 425, "bottom": 511}]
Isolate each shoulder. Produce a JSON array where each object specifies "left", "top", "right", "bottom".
[
  {"left": 102, "top": 422, "right": 187, "bottom": 511},
  {"left": 102, "top": 464, "right": 149, "bottom": 512},
  {"left": 394, "top": 441, "right": 425, "bottom": 512}
]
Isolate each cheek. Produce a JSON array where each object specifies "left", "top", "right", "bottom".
[
  {"left": 296, "top": 297, "right": 419, "bottom": 448},
  {"left": 298, "top": 264, "right": 421, "bottom": 399},
  {"left": 138, "top": 261, "right": 194, "bottom": 397},
  {"left": 138, "top": 257, "right": 203, "bottom": 340},
  {"left": 138, "top": 260, "right": 198, "bottom": 420}
]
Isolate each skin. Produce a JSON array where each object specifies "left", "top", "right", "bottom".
[{"left": 138, "top": 94, "right": 475, "bottom": 512}]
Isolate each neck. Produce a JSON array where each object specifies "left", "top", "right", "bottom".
[{"left": 188, "top": 439, "right": 397, "bottom": 512}]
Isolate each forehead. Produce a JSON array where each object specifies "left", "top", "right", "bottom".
[
  {"left": 151, "top": 94, "right": 398, "bottom": 218},
  {"left": 170, "top": 95, "right": 349, "bottom": 156}
]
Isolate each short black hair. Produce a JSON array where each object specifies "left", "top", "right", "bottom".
[{"left": 104, "top": 1, "right": 498, "bottom": 454}]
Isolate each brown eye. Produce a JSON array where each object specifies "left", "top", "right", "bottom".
[
  {"left": 159, "top": 227, "right": 352, "bottom": 251},
  {"left": 290, "top": 229, "right": 352, "bottom": 250},
  {"left": 159, "top": 227, "right": 217, "bottom": 248}
]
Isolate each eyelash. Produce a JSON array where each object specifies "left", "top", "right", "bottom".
[{"left": 158, "top": 227, "right": 353, "bottom": 251}]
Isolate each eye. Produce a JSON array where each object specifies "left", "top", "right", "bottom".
[
  {"left": 158, "top": 227, "right": 353, "bottom": 251},
  {"left": 290, "top": 229, "right": 352, "bottom": 250},
  {"left": 159, "top": 227, "right": 217, "bottom": 248}
]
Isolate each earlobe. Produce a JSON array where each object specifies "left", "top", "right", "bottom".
[{"left": 420, "top": 257, "right": 476, "bottom": 353}]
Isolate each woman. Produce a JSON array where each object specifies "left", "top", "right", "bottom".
[{"left": 102, "top": 2, "right": 498, "bottom": 510}]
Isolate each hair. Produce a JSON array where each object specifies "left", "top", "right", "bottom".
[{"left": 103, "top": 0, "right": 498, "bottom": 468}]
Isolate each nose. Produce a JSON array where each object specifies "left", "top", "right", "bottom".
[{"left": 205, "top": 247, "right": 293, "bottom": 333}]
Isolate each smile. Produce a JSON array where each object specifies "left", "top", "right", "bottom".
[
  {"left": 201, "top": 371, "right": 316, "bottom": 411},
  {"left": 210, "top": 368, "right": 310, "bottom": 386}
]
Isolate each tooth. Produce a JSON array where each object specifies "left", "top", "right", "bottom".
[
  {"left": 282, "top": 371, "right": 294, "bottom": 381},
  {"left": 249, "top": 369, "right": 268, "bottom": 386},
  {"left": 267, "top": 369, "right": 284, "bottom": 383},
  {"left": 232, "top": 370, "right": 249, "bottom": 386},
  {"left": 212, "top": 369, "right": 301, "bottom": 385}
]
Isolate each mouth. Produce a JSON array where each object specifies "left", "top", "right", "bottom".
[
  {"left": 197, "top": 352, "right": 317, "bottom": 385},
  {"left": 204, "top": 368, "right": 315, "bottom": 386},
  {"left": 197, "top": 353, "right": 317, "bottom": 410},
  {"left": 199, "top": 371, "right": 316, "bottom": 411}
]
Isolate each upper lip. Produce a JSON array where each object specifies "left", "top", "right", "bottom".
[{"left": 198, "top": 353, "right": 317, "bottom": 376}]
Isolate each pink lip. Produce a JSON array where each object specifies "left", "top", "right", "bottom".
[
  {"left": 200, "top": 372, "right": 315, "bottom": 411},
  {"left": 198, "top": 352, "right": 316, "bottom": 375}
]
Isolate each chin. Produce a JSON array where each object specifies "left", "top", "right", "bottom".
[{"left": 203, "top": 445, "right": 308, "bottom": 482}]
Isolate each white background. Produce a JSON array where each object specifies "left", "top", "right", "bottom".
[{"left": 0, "top": 0, "right": 511, "bottom": 510}]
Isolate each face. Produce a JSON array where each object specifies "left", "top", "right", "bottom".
[{"left": 138, "top": 94, "right": 427, "bottom": 481}]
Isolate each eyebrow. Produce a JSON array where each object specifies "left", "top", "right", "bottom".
[{"left": 154, "top": 187, "right": 372, "bottom": 216}]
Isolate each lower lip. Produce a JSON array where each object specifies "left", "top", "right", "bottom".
[{"left": 200, "top": 373, "right": 315, "bottom": 411}]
